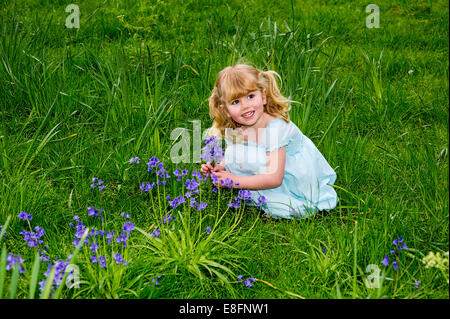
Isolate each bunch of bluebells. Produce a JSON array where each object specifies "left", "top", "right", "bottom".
[
  {"left": 188, "top": 197, "right": 208, "bottom": 212},
  {"left": 18, "top": 211, "right": 33, "bottom": 220},
  {"left": 381, "top": 237, "right": 408, "bottom": 271},
  {"left": 6, "top": 254, "right": 25, "bottom": 273},
  {"left": 147, "top": 157, "right": 170, "bottom": 186},
  {"left": 18, "top": 211, "right": 45, "bottom": 247},
  {"left": 200, "top": 136, "right": 224, "bottom": 166},
  {"left": 113, "top": 252, "right": 128, "bottom": 265},
  {"left": 220, "top": 177, "right": 235, "bottom": 189},
  {"left": 167, "top": 195, "right": 186, "bottom": 209},
  {"left": 90, "top": 255, "right": 107, "bottom": 268},
  {"left": 20, "top": 226, "right": 45, "bottom": 247},
  {"left": 140, "top": 181, "right": 156, "bottom": 192},
  {"left": 185, "top": 178, "right": 200, "bottom": 196},
  {"left": 91, "top": 177, "right": 105, "bottom": 191},
  {"left": 228, "top": 189, "right": 253, "bottom": 210},
  {"left": 237, "top": 275, "right": 257, "bottom": 288},
  {"left": 39, "top": 255, "right": 74, "bottom": 293}
]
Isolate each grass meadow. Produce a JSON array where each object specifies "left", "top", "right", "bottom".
[{"left": 0, "top": 0, "right": 448, "bottom": 299}]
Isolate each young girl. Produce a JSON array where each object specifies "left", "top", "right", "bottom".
[{"left": 201, "top": 63, "right": 338, "bottom": 219}]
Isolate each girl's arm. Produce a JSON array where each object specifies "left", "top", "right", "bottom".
[{"left": 214, "top": 147, "right": 286, "bottom": 190}]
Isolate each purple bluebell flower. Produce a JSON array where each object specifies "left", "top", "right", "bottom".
[
  {"left": 39, "top": 249, "right": 49, "bottom": 262},
  {"left": 91, "top": 177, "right": 106, "bottom": 191},
  {"left": 6, "top": 254, "right": 25, "bottom": 273},
  {"left": 173, "top": 168, "right": 182, "bottom": 181},
  {"left": 186, "top": 179, "right": 200, "bottom": 192},
  {"left": 121, "top": 212, "right": 130, "bottom": 219},
  {"left": 116, "top": 233, "right": 128, "bottom": 247},
  {"left": 147, "top": 157, "right": 160, "bottom": 172},
  {"left": 257, "top": 195, "right": 267, "bottom": 209},
  {"left": 237, "top": 275, "right": 243, "bottom": 282},
  {"left": 244, "top": 279, "right": 253, "bottom": 287},
  {"left": 237, "top": 190, "right": 252, "bottom": 201},
  {"left": 195, "top": 201, "right": 208, "bottom": 212},
  {"left": 123, "top": 221, "right": 135, "bottom": 234},
  {"left": 228, "top": 199, "right": 240, "bottom": 209},
  {"left": 87, "top": 206, "right": 103, "bottom": 218},
  {"left": 168, "top": 195, "right": 186, "bottom": 209},
  {"left": 0, "top": 225, "right": 7, "bottom": 237},
  {"left": 151, "top": 227, "right": 161, "bottom": 239},
  {"left": 392, "top": 261, "right": 398, "bottom": 270},
  {"left": 90, "top": 255, "right": 98, "bottom": 263},
  {"left": 152, "top": 275, "right": 163, "bottom": 285},
  {"left": 381, "top": 255, "right": 389, "bottom": 266},
  {"left": 106, "top": 231, "right": 114, "bottom": 244},
  {"left": 140, "top": 182, "right": 155, "bottom": 192},
  {"left": 220, "top": 178, "right": 234, "bottom": 188},
  {"left": 90, "top": 242, "right": 99, "bottom": 253},
  {"left": 414, "top": 281, "right": 420, "bottom": 288},
  {"left": 18, "top": 211, "right": 33, "bottom": 220},
  {"left": 98, "top": 256, "right": 107, "bottom": 268},
  {"left": 161, "top": 214, "right": 175, "bottom": 224},
  {"left": 191, "top": 169, "right": 203, "bottom": 180},
  {"left": 392, "top": 237, "right": 407, "bottom": 250},
  {"left": 113, "top": 253, "right": 128, "bottom": 265},
  {"left": 129, "top": 157, "right": 140, "bottom": 164},
  {"left": 182, "top": 169, "right": 188, "bottom": 176},
  {"left": 200, "top": 136, "right": 224, "bottom": 165},
  {"left": 204, "top": 226, "right": 212, "bottom": 235}
]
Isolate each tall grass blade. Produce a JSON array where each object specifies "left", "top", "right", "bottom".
[
  {"left": 28, "top": 251, "right": 40, "bottom": 299},
  {"left": 0, "top": 246, "right": 6, "bottom": 298},
  {"left": 8, "top": 261, "right": 20, "bottom": 299}
]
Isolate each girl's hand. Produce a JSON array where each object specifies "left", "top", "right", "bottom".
[
  {"left": 212, "top": 170, "right": 238, "bottom": 188},
  {"left": 201, "top": 161, "right": 225, "bottom": 176}
]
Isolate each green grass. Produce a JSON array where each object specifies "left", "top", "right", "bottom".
[{"left": 0, "top": 0, "right": 448, "bottom": 299}]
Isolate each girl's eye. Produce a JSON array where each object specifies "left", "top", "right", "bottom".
[
  {"left": 231, "top": 100, "right": 239, "bottom": 105},
  {"left": 248, "top": 94, "right": 254, "bottom": 99}
]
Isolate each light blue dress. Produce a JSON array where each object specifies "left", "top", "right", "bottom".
[{"left": 224, "top": 117, "right": 338, "bottom": 219}]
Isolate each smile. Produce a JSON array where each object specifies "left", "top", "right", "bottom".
[{"left": 241, "top": 111, "right": 255, "bottom": 119}]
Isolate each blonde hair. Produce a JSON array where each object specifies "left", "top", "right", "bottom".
[{"left": 207, "top": 63, "right": 294, "bottom": 140}]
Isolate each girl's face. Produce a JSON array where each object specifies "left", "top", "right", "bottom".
[{"left": 224, "top": 90, "right": 267, "bottom": 129}]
